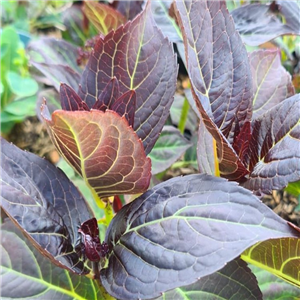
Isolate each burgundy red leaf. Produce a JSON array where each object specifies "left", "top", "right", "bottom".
[
  {"left": 111, "top": 90, "right": 136, "bottom": 127},
  {"left": 78, "top": 2, "right": 177, "bottom": 154},
  {"left": 60, "top": 83, "right": 89, "bottom": 111},
  {"left": 92, "top": 77, "right": 120, "bottom": 111}
]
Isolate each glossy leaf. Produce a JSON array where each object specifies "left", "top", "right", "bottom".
[
  {"left": 0, "top": 221, "right": 107, "bottom": 300},
  {"left": 250, "top": 49, "right": 295, "bottom": 119},
  {"left": 27, "top": 38, "right": 81, "bottom": 91},
  {"left": 83, "top": 1, "right": 126, "bottom": 35},
  {"left": 148, "top": 126, "right": 192, "bottom": 175},
  {"left": 79, "top": 218, "right": 108, "bottom": 262},
  {"left": 60, "top": 83, "right": 89, "bottom": 111},
  {"left": 41, "top": 107, "right": 151, "bottom": 199},
  {"left": 0, "top": 138, "right": 92, "bottom": 275},
  {"left": 242, "top": 238, "right": 300, "bottom": 288},
  {"left": 78, "top": 2, "right": 178, "bottom": 154},
  {"left": 174, "top": 0, "right": 253, "bottom": 140},
  {"left": 156, "top": 258, "right": 262, "bottom": 300},
  {"left": 100, "top": 174, "right": 299, "bottom": 300},
  {"left": 112, "top": 0, "right": 143, "bottom": 20},
  {"left": 250, "top": 265, "right": 300, "bottom": 299},
  {"left": 243, "top": 94, "right": 300, "bottom": 195},
  {"left": 232, "top": 1, "right": 300, "bottom": 46}
]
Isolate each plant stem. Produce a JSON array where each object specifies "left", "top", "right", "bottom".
[
  {"left": 178, "top": 97, "right": 190, "bottom": 134},
  {"left": 213, "top": 138, "right": 220, "bottom": 177}
]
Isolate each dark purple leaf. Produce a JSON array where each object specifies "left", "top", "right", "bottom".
[
  {"left": 100, "top": 174, "right": 299, "bottom": 300},
  {"left": 0, "top": 221, "right": 102, "bottom": 299},
  {"left": 250, "top": 49, "right": 295, "bottom": 119},
  {"left": 79, "top": 218, "right": 102, "bottom": 262},
  {"left": 111, "top": 90, "right": 136, "bottom": 127},
  {"left": 92, "top": 77, "right": 120, "bottom": 111},
  {"left": 156, "top": 258, "right": 262, "bottom": 300},
  {"left": 231, "top": 1, "right": 300, "bottom": 46},
  {"left": 60, "top": 83, "right": 89, "bottom": 111},
  {"left": 112, "top": 0, "right": 144, "bottom": 20},
  {"left": 174, "top": 0, "right": 253, "bottom": 141},
  {"left": 0, "top": 138, "right": 92, "bottom": 275},
  {"left": 78, "top": 2, "right": 178, "bottom": 154},
  {"left": 232, "top": 121, "right": 252, "bottom": 164},
  {"left": 27, "top": 38, "right": 81, "bottom": 92},
  {"left": 243, "top": 94, "right": 300, "bottom": 195}
]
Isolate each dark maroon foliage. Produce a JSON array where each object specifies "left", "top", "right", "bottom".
[
  {"left": 79, "top": 218, "right": 109, "bottom": 262},
  {"left": 1, "top": 1, "right": 300, "bottom": 300}
]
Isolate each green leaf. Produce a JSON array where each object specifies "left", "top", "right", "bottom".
[
  {"left": 41, "top": 107, "right": 151, "bottom": 201},
  {"left": 3, "top": 95, "right": 37, "bottom": 116},
  {"left": 242, "top": 237, "right": 300, "bottom": 288},
  {"left": 285, "top": 181, "right": 300, "bottom": 197},
  {"left": 0, "top": 221, "right": 107, "bottom": 300},
  {"left": 157, "top": 258, "right": 262, "bottom": 300},
  {"left": 101, "top": 174, "right": 299, "bottom": 300},
  {"left": 149, "top": 126, "right": 192, "bottom": 175},
  {"left": 250, "top": 265, "right": 300, "bottom": 300},
  {"left": 0, "top": 26, "right": 20, "bottom": 72},
  {"left": 6, "top": 71, "right": 38, "bottom": 97}
]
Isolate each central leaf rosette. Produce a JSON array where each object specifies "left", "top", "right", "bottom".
[{"left": 41, "top": 82, "right": 151, "bottom": 203}]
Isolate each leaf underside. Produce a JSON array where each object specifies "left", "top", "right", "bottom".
[
  {"left": 0, "top": 138, "right": 92, "bottom": 275},
  {"left": 100, "top": 174, "right": 298, "bottom": 300},
  {"left": 242, "top": 238, "right": 300, "bottom": 288},
  {"left": 41, "top": 108, "right": 151, "bottom": 198}
]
